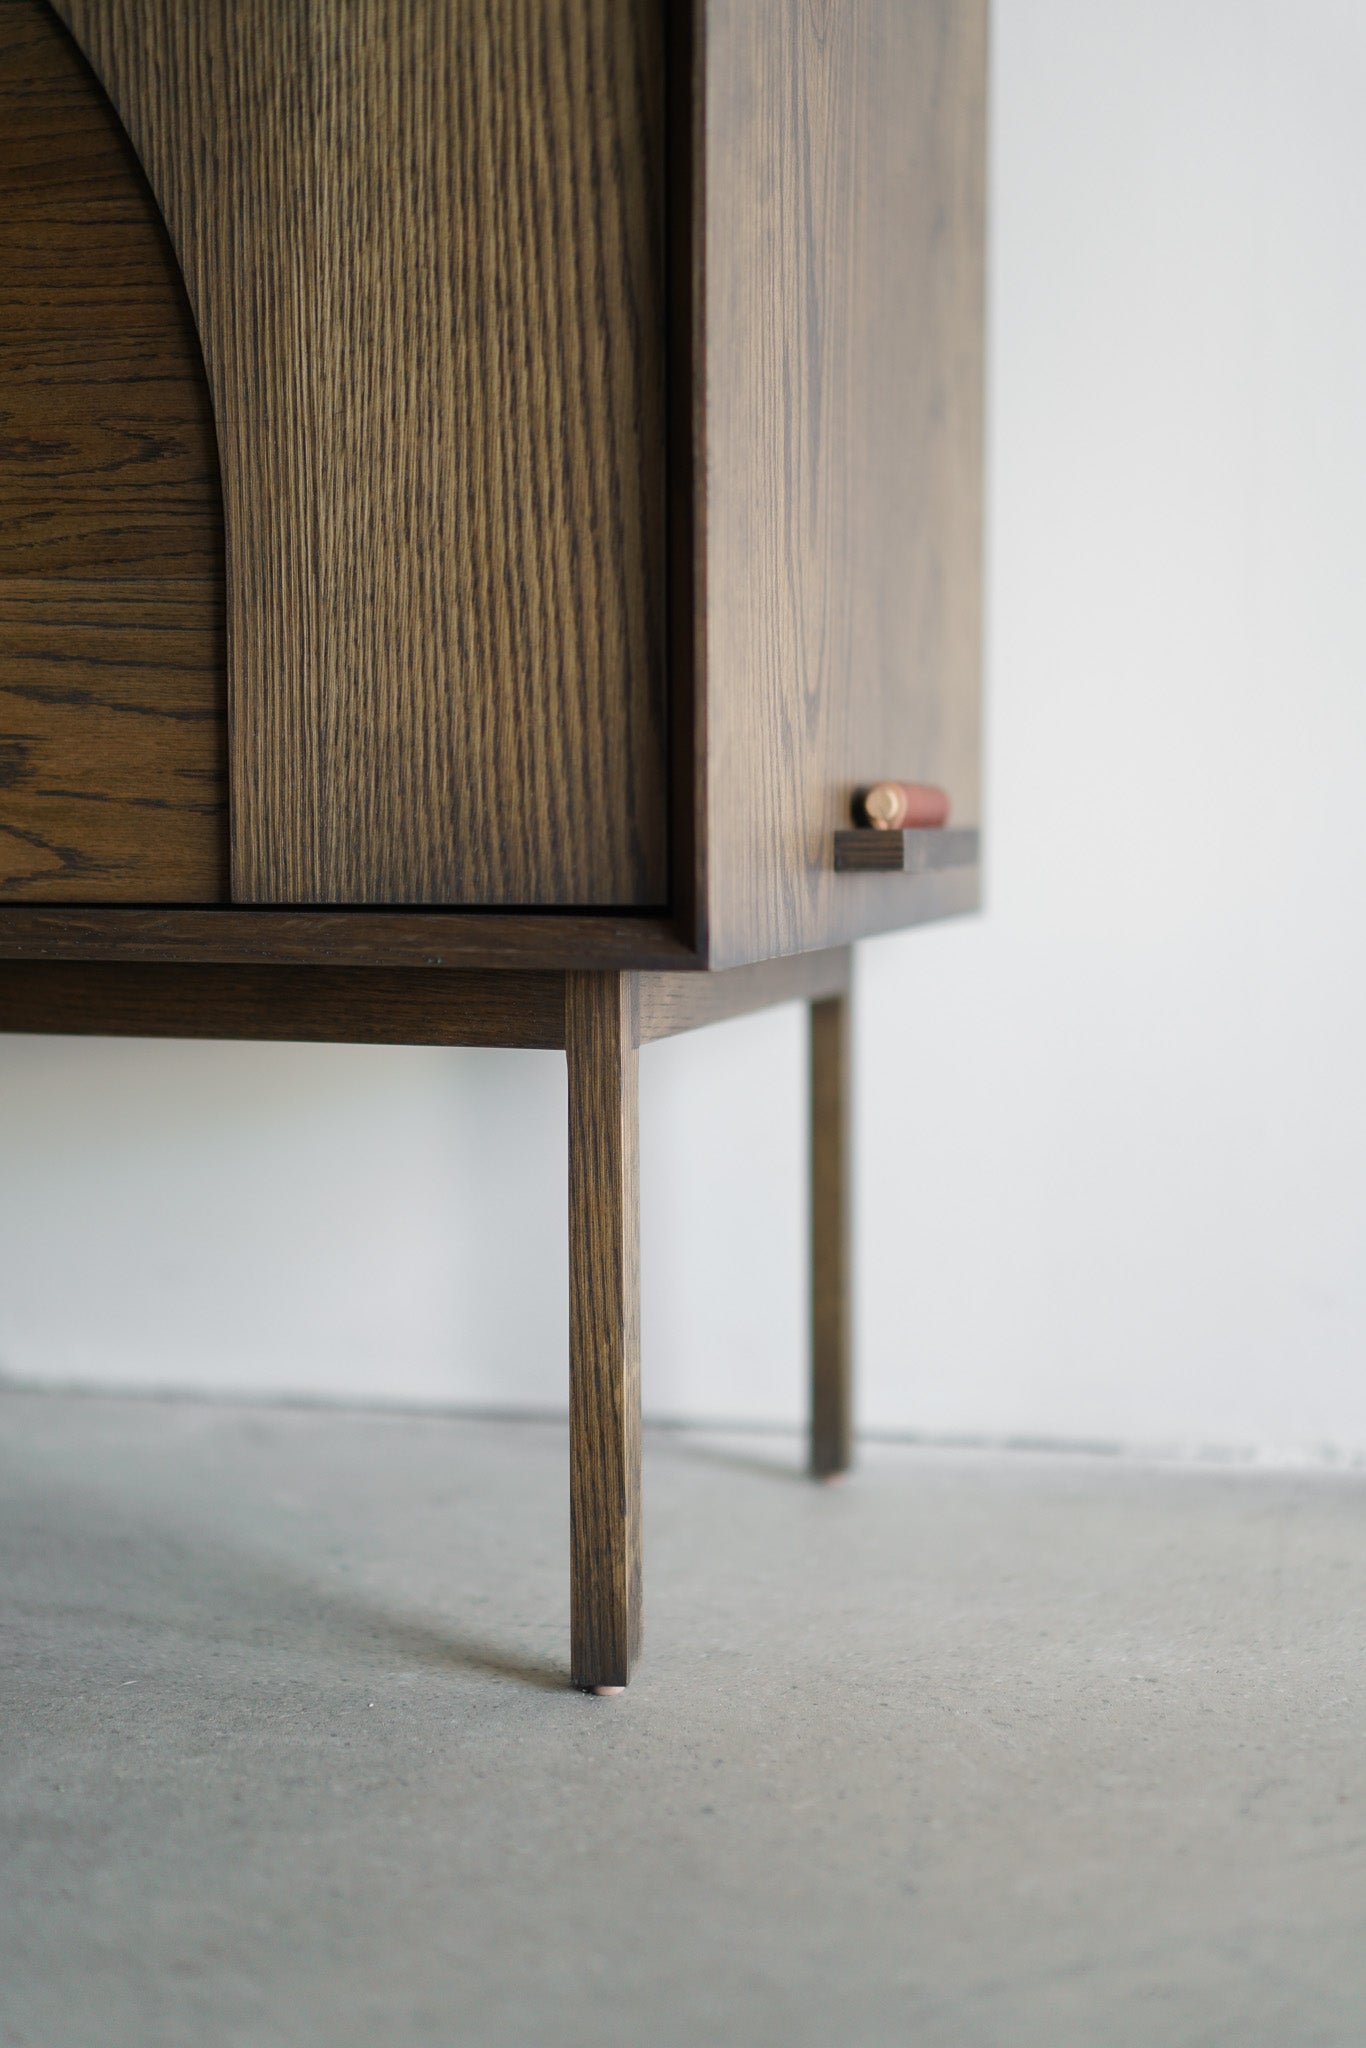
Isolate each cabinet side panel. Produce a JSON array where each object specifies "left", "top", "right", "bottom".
[
  {"left": 0, "top": 0, "right": 227, "bottom": 902},
  {"left": 701, "top": 0, "right": 985, "bottom": 965},
  {"left": 55, "top": 0, "right": 667, "bottom": 910}
]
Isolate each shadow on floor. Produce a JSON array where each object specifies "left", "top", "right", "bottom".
[
  {"left": 666, "top": 1433, "right": 819, "bottom": 1486},
  {"left": 4, "top": 1455, "right": 569, "bottom": 1693}
]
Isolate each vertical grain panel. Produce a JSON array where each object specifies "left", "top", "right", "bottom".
[
  {"left": 810, "top": 988, "right": 852, "bottom": 1476},
  {"left": 700, "top": 0, "right": 987, "bottom": 964},
  {"left": 0, "top": 0, "right": 226, "bottom": 900},
  {"left": 54, "top": 0, "right": 668, "bottom": 911},
  {"left": 566, "top": 969, "right": 642, "bottom": 1689}
]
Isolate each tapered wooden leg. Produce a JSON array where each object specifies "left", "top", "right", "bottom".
[
  {"left": 566, "top": 971, "right": 642, "bottom": 1691},
  {"left": 810, "top": 989, "right": 852, "bottom": 1477}
]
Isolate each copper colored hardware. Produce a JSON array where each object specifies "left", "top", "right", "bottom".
[{"left": 858, "top": 781, "right": 950, "bottom": 830}]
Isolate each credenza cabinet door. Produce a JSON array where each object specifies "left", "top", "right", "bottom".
[
  {"left": 50, "top": 0, "right": 668, "bottom": 912},
  {"left": 9, "top": 1, "right": 985, "bottom": 955},
  {"left": 0, "top": 0, "right": 227, "bottom": 902}
]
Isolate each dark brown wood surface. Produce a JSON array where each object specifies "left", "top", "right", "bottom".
[
  {"left": 0, "top": 959, "right": 566, "bottom": 1047},
  {"left": 6, "top": 0, "right": 986, "bottom": 963},
  {"left": 832, "top": 826, "right": 981, "bottom": 875},
  {"left": 696, "top": 0, "right": 987, "bottom": 965},
  {"left": 56, "top": 0, "right": 668, "bottom": 912},
  {"left": 637, "top": 945, "right": 849, "bottom": 1044},
  {"left": 0, "top": 579, "right": 225, "bottom": 899},
  {"left": 0, "top": 905, "right": 694, "bottom": 971},
  {"left": 0, "top": 885, "right": 981, "bottom": 973},
  {"left": 567, "top": 970, "right": 642, "bottom": 1689},
  {"left": 810, "top": 988, "right": 852, "bottom": 1476},
  {"left": 0, "top": 0, "right": 226, "bottom": 900},
  {"left": 0, "top": 945, "right": 867, "bottom": 1058}
]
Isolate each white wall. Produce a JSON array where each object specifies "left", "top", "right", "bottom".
[{"left": 3, "top": 0, "right": 1365, "bottom": 1455}]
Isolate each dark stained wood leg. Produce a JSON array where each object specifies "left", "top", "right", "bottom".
[
  {"left": 566, "top": 971, "right": 642, "bottom": 1691},
  {"left": 810, "top": 989, "right": 853, "bottom": 1478}
]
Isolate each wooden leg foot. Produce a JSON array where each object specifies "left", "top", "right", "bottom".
[
  {"left": 810, "top": 988, "right": 852, "bottom": 1478},
  {"left": 567, "top": 971, "right": 643, "bottom": 1691}
]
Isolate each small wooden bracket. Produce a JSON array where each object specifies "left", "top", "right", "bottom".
[{"left": 833, "top": 826, "right": 980, "bottom": 874}]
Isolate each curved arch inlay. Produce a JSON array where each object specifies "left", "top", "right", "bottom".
[
  {"left": 50, "top": 0, "right": 669, "bottom": 910},
  {"left": 0, "top": 0, "right": 226, "bottom": 901}
]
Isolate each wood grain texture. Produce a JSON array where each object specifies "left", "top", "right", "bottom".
[
  {"left": 0, "top": 960, "right": 565, "bottom": 1047},
  {"left": 0, "top": 578, "right": 225, "bottom": 898},
  {"left": 0, "top": 0, "right": 227, "bottom": 901},
  {"left": 637, "top": 944, "right": 848, "bottom": 1044},
  {"left": 55, "top": 0, "right": 668, "bottom": 911},
  {"left": 0, "top": 906, "right": 694, "bottom": 970},
  {"left": 698, "top": 0, "right": 987, "bottom": 965},
  {"left": 0, "top": 2, "right": 221, "bottom": 579},
  {"left": 566, "top": 970, "right": 642, "bottom": 1689},
  {"left": 832, "top": 826, "right": 980, "bottom": 875},
  {"left": 0, "top": 952, "right": 873, "bottom": 1052},
  {"left": 0, "top": 881, "right": 976, "bottom": 968},
  {"left": 810, "top": 988, "right": 852, "bottom": 1477}
]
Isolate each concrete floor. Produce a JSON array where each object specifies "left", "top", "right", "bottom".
[{"left": 1, "top": 1393, "right": 1363, "bottom": 2048}]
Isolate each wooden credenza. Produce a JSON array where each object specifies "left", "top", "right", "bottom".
[{"left": 0, "top": 0, "right": 986, "bottom": 1689}]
